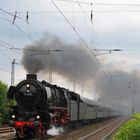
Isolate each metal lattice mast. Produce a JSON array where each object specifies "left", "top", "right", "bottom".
[{"left": 11, "top": 59, "right": 16, "bottom": 86}]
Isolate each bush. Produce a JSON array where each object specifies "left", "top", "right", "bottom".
[
  {"left": 112, "top": 113, "right": 140, "bottom": 140},
  {"left": 0, "top": 81, "right": 15, "bottom": 124}
]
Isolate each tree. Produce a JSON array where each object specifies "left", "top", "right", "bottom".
[{"left": 0, "top": 81, "right": 15, "bottom": 124}]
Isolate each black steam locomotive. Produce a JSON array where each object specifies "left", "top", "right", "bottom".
[{"left": 7, "top": 74, "right": 120, "bottom": 139}]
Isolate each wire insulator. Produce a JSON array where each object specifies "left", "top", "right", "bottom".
[
  {"left": 91, "top": 10, "right": 93, "bottom": 22},
  {"left": 26, "top": 11, "right": 29, "bottom": 23},
  {"left": 12, "top": 11, "right": 17, "bottom": 24},
  {"left": 91, "top": 3, "right": 93, "bottom": 22}
]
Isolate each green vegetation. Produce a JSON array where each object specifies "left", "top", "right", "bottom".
[
  {"left": 0, "top": 81, "right": 15, "bottom": 124},
  {"left": 112, "top": 113, "right": 140, "bottom": 140}
]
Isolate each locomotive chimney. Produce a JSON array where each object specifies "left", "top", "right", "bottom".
[{"left": 26, "top": 74, "right": 37, "bottom": 80}]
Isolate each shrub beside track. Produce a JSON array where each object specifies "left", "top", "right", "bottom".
[{"left": 112, "top": 113, "right": 140, "bottom": 140}]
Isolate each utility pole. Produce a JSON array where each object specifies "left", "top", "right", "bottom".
[
  {"left": 11, "top": 59, "right": 16, "bottom": 86},
  {"left": 132, "top": 90, "right": 137, "bottom": 115},
  {"left": 132, "top": 92, "right": 134, "bottom": 115},
  {"left": 128, "top": 81, "right": 134, "bottom": 115}
]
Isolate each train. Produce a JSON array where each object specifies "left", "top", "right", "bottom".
[{"left": 7, "top": 74, "right": 121, "bottom": 139}]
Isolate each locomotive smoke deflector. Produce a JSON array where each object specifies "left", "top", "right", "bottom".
[
  {"left": 7, "top": 86, "right": 16, "bottom": 99},
  {"left": 27, "top": 74, "right": 37, "bottom": 80}
]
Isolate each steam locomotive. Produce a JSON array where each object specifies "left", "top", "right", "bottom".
[{"left": 7, "top": 74, "right": 120, "bottom": 139}]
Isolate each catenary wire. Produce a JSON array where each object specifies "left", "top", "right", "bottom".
[
  {"left": 8, "top": 10, "right": 140, "bottom": 14},
  {"left": 0, "top": 7, "right": 26, "bottom": 22},
  {"left": 0, "top": 7, "right": 41, "bottom": 40},
  {"left": 51, "top": 0, "right": 95, "bottom": 55},
  {"left": 51, "top": 0, "right": 117, "bottom": 90},
  {"left": 0, "top": 40, "right": 23, "bottom": 55},
  {"left": 0, "top": 14, "right": 35, "bottom": 41},
  {"left": 55, "top": 0, "right": 140, "bottom": 7}
]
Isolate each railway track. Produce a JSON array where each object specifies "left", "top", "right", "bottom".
[
  {"left": 0, "top": 117, "right": 127, "bottom": 140},
  {"left": 78, "top": 117, "right": 126, "bottom": 140},
  {"left": 48, "top": 116, "right": 127, "bottom": 140},
  {"left": 0, "top": 127, "right": 16, "bottom": 140}
]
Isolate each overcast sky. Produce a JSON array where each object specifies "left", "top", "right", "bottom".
[{"left": 1, "top": 0, "right": 140, "bottom": 114}]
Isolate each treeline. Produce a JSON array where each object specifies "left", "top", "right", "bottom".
[{"left": 0, "top": 80, "right": 15, "bottom": 124}]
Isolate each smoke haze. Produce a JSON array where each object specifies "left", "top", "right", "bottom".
[
  {"left": 22, "top": 35, "right": 99, "bottom": 82},
  {"left": 22, "top": 34, "right": 140, "bottom": 115}
]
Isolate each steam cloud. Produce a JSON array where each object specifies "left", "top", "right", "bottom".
[
  {"left": 22, "top": 34, "right": 140, "bottom": 115},
  {"left": 48, "top": 126, "right": 64, "bottom": 136}
]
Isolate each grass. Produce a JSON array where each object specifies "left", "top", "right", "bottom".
[{"left": 112, "top": 113, "right": 140, "bottom": 140}]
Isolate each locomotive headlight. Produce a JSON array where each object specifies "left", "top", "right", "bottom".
[
  {"left": 36, "top": 115, "right": 40, "bottom": 119},
  {"left": 27, "top": 84, "right": 30, "bottom": 88},
  {"left": 12, "top": 115, "right": 16, "bottom": 119},
  {"left": 26, "top": 84, "right": 30, "bottom": 92}
]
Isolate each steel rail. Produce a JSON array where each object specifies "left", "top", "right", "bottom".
[
  {"left": 101, "top": 118, "right": 127, "bottom": 140},
  {"left": 0, "top": 127, "right": 16, "bottom": 140},
  {"left": 78, "top": 117, "right": 124, "bottom": 140}
]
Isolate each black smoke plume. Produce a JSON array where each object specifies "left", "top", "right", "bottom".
[
  {"left": 22, "top": 35, "right": 99, "bottom": 82},
  {"left": 22, "top": 34, "right": 140, "bottom": 115}
]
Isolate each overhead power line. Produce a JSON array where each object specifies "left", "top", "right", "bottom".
[
  {"left": 0, "top": 7, "right": 41, "bottom": 41},
  {"left": 0, "top": 40, "right": 23, "bottom": 55},
  {"left": 10, "top": 48, "right": 64, "bottom": 55},
  {"left": 14, "top": 24, "right": 34, "bottom": 41},
  {"left": 7, "top": 10, "right": 140, "bottom": 14},
  {"left": 51, "top": 0, "right": 93, "bottom": 55},
  {"left": 0, "top": 8, "right": 25, "bottom": 22},
  {"left": 30, "top": 49, "right": 63, "bottom": 56},
  {"left": 51, "top": 0, "right": 118, "bottom": 91},
  {"left": 55, "top": 0, "right": 140, "bottom": 7},
  {"left": 0, "top": 67, "right": 10, "bottom": 73},
  {"left": 94, "top": 49, "right": 123, "bottom": 56},
  {"left": 0, "top": 14, "right": 34, "bottom": 41}
]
